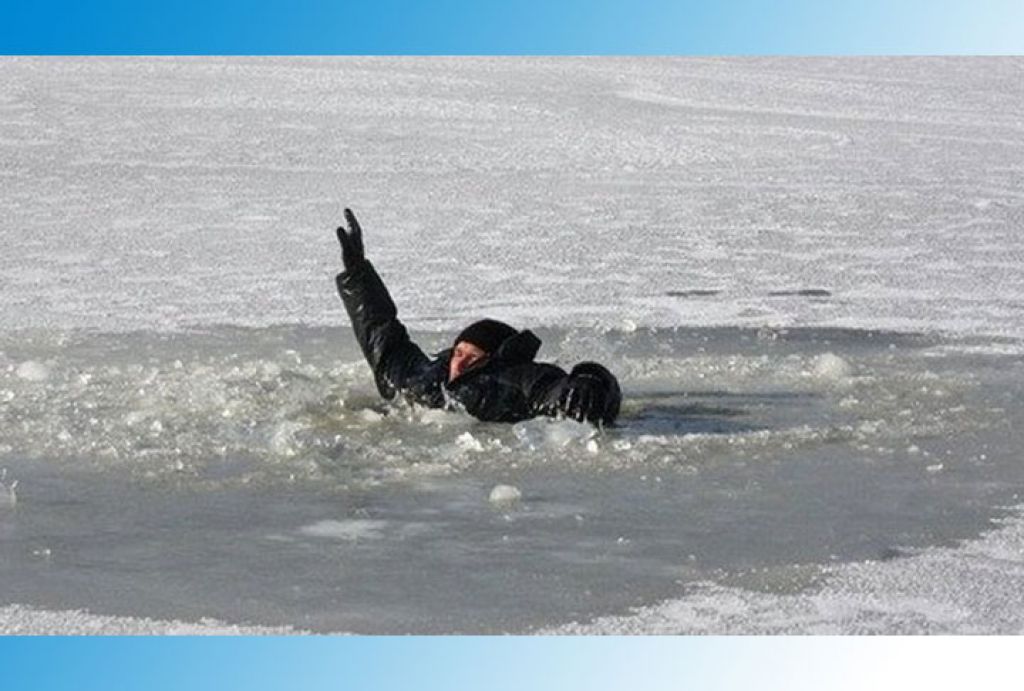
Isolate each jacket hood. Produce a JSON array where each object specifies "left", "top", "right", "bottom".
[
  {"left": 439, "top": 329, "right": 541, "bottom": 368},
  {"left": 492, "top": 329, "right": 541, "bottom": 364}
]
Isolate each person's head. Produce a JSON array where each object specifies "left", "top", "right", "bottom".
[{"left": 448, "top": 319, "right": 517, "bottom": 382}]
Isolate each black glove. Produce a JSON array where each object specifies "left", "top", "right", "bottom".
[
  {"left": 558, "top": 362, "right": 621, "bottom": 426},
  {"left": 335, "top": 207, "right": 366, "bottom": 272}
]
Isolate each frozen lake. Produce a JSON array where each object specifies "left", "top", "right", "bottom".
[{"left": 1, "top": 57, "right": 1023, "bottom": 633}]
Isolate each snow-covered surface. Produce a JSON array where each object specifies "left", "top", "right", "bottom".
[
  {"left": 547, "top": 508, "right": 1024, "bottom": 634},
  {"left": 0, "top": 604, "right": 305, "bottom": 635},
  {"left": 2, "top": 57, "right": 1023, "bottom": 337},
  {"left": 2, "top": 57, "right": 1024, "bottom": 634}
]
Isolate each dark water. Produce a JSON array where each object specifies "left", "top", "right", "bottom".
[{"left": 1, "top": 326, "right": 1022, "bottom": 632}]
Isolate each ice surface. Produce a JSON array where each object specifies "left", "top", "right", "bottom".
[
  {"left": 299, "top": 519, "right": 389, "bottom": 541},
  {"left": 1, "top": 57, "right": 1023, "bottom": 339},
  {"left": 809, "top": 352, "right": 852, "bottom": 382},
  {"left": 1, "top": 57, "right": 1023, "bottom": 634},
  {"left": 0, "top": 469, "right": 16, "bottom": 508},
  {"left": 545, "top": 506, "right": 1024, "bottom": 635},
  {"left": 14, "top": 361, "right": 50, "bottom": 382},
  {"left": 0, "top": 604, "right": 305, "bottom": 635},
  {"left": 488, "top": 484, "right": 522, "bottom": 505},
  {"left": 1, "top": 325, "right": 1021, "bottom": 633}
]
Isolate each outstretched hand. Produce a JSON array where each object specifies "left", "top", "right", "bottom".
[
  {"left": 559, "top": 373, "right": 605, "bottom": 423},
  {"left": 336, "top": 208, "right": 366, "bottom": 271},
  {"left": 558, "top": 362, "right": 621, "bottom": 426}
]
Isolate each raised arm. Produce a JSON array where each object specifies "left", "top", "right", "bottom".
[{"left": 334, "top": 209, "right": 429, "bottom": 399}]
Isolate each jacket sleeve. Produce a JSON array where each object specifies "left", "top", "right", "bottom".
[
  {"left": 335, "top": 259, "right": 430, "bottom": 399},
  {"left": 522, "top": 364, "right": 571, "bottom": 417},
  {"left": 450, "top": 361, "right": 566, "bottom": 424}
]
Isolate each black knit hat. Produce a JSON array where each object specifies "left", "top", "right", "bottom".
[{"left": 454, "top": 319, "right": 518, "bottom": 354}]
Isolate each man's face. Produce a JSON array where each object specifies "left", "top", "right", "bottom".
[{"left": 449, "top": 341, "right": 488, "bottom": 382}]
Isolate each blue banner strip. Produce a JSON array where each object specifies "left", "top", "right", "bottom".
[
  {"left": 0, "top": 637, "right": 1020, "bottom": 691},
  {"left": 2, "top": 0, "right": 1022, "bottom": 54}
]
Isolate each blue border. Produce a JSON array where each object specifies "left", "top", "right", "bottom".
[
  {"left": 1, "top": 0, "right": 1018, "bottom": 688},
  {"left": 0, "top": 637, "right": 1018, "bottom": 690},
  {"left": 1, "top": 0, "right": 1023, "bottom": 54}
]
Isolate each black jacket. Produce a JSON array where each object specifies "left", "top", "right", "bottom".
[{"left": 335, "top": 260, "right": 621, "bottom": 424}]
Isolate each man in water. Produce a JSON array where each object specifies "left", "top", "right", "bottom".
[{"left": 334, "top": 209, "right": 621, "bottom": 425}]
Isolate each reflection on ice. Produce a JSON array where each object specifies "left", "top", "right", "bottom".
[{"left": 299, "top": 519, "right": 389, "bottom": 541}]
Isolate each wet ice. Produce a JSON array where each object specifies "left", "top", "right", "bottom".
[{"left": 1, "top": 325, "right": 1022, "bottom": 632}]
